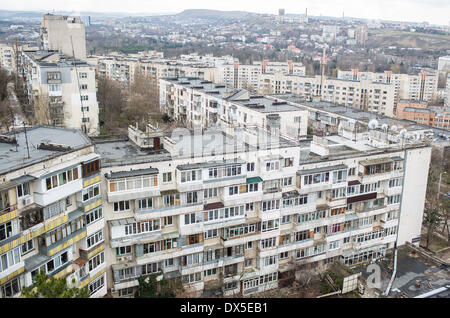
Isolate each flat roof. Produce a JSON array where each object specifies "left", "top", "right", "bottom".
[
  {"left": 162, "top": 77, "right": 305, "bottom": 113},
  {"left": 0, "top": 126, "right": 92, "bottom": 175}
]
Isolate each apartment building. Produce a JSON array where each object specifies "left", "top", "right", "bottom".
[
  {"left": 0, "top": 126, "right": 106, "bottom": 298},
  {"left": 218, "top": 60, "right": 306, "bottom": 92},
  {"left": 19, "top": 51, "right": 99, "bottom": 136},
  {"left": 40, "top": 14, "right": 87, "bottom": 60},
  {"left": 90, "top": 54, "right": 218, "bottom": 87},
  {"left": 159, "top": 77, "right": 309, "bottom": 138},
  {"left": 257, "top": 73, "right": 395, "bottom": 117},
  {"left": 337, "top": 68, "right": 439, "bottom": 113},
  {"left": 438, "top": 56, "right": 450, "bottom": 73},
  {"left": 267, "top": 94, "right": 445, "bottom": 142},
  {"left": 355, "top": 25, "right": 368, "bottom": 46},
  {"left": 397, "top": 100, "right": 450, "bottom": 131},
  {"left": 0, "top": 44, "right": 14, "bottom": 74},
  {"left": 446, "top": 74, "right": 450, "bottom": 107},
  {"left": 94, "top": 114, "right": 431, "bottom": 297}
]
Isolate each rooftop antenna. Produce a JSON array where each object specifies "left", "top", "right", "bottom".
[{"left": 23, "top": 121, "right": 30, "bottom": 159}]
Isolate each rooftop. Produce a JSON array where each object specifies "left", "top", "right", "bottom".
[{"left": 0, "top": 126, "right": 91, "bottom": 175}]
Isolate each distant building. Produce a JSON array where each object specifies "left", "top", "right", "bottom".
[
  {"left": 438, "top": 56, "right": 450, "bottom": 73},
  {"left": 279, "top": 8, "right": 285, "bottom": 16},
  {"left": 0, "top": 44, "right": 13, "bottom": 74},
  {"left": 40, "top": 14, "right": 87, "bottom": 60},
  {"left": 396, "top": 99, "right": 450, "bottom": 130},
  {"left": 355, "top": 25, "right": 368, "bottom": 46},
  {"left": 20, "top": 51, "right": 99, "bottom": 136}
]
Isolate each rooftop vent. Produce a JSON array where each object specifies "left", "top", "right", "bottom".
[
  {"left": 0, "top": 135, "right": 17, "bottom": 144},
  {"left": 272, "top": 101, "right": 287, "bottom": 106},
  {"left": 214, "top": 85, "right": 225, "bottom": 88},
  {"left": 37, "top": 142, "right": 72, "bottom": 152}
]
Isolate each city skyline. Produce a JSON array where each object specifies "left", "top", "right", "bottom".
[{"left": 1, "top": 0, "right": 450, "bottom": 26}]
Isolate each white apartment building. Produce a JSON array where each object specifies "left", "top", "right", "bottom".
[
  {"left": 90, "top": 54, "right": 218, "bottom": 87},
  {"left": 438, "top": 56, "right": 450, "bottom": 73},
  {"left": 19, "top": 51, "right": 99, "bottom": 136},
  {"left": 258, "top": 73, "right": 396, "bottom": 117},
  {"left": 94, "top": 115, "right": 431, "bottom": 297},
  {"left": 218, "top": 60, "right": 306, "bottom": 92},
  {"left": 40, "top": 14, "right": 87, "bottom": 60},
  {"left": 0, "top": 44, "right": 14, "bottom": 74},
  {"left": 446, "top": 74, "right": 450, "bottom": 107},
  {"left": 0, "top": 126, "right": 106, "bottom": 298},
  {"left": 338, "top": 68, "right": 439, "bottom": 113},
  {"left": 159, "top": 77, "right": 309, "bottom": 138}
]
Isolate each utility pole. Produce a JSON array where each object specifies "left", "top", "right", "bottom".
[
  {"left": 23, "top": 121, "right": 30, "bottom": 159},
  {"left": 320, "top": 47, "right": 326, "bottom": 99}
]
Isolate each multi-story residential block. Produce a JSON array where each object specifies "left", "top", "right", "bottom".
[
  {"left": 0, "top": 44, "right": 14, "bottom": 74},
  {"left": 437, "top": 56, "right": 450, "bottom": 73},
  {"left": 446, "top": 74, "right": 450, "bottom": 107},
  {"left": 397, "top": 100, "right": 450, "bottom": 131},
  {"left": 0, "top": 126, "right": 106, "bottom": 298},
  {"left": 94, "top": 114, "right": 431, "bottom": 297},
  {"left": 355, "top": 25, "right": 368, "bottom": 46},
  {"left": 218, "top": 60, "right": 305, "bottom": 92},
  {"left": 40, "top": 14, "right": 87, "bottom": 60},
  {"left": 159, "top": 77, "right": 309, "bottom": 138},
  {"left": 257, "top": 73, "right": 395, "bottom": 117},
  {"left": 90, "top": 54, "right": 218, "bottom": 87},
  {"left": 19, "top": 51, "right": 99, "bottom": 136},
  {"left": 337, "top": 68, "right": 439, "bottom": 113}
]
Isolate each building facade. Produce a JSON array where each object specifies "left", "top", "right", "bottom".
[
  {"left": 94, "top": 118, "right": 431, "bottom": 297},
  {"left": 0, "top": 126, "right": 106, "bottom": 298},
  {"left": 19, "top": 51, "right": 99, "bottom": 136},
  {"left": 257, "top": 73, "right": 395, "bottom": 117},
  {"left": 40, "top": 14, "right": 87, "bottom": 60}
]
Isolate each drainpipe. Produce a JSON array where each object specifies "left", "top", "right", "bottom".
[{"left": 384, "top": 148, "right": 408, "bottom": 296}]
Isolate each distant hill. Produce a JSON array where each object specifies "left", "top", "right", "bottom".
[{"left": 175, "top": 9, "right": 257, "bottom": 20}]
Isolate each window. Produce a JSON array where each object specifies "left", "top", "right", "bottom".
[
  {"left": 116, "top": 246, "right": 132, "bottom": 256},
  {"left": 125, "top": 220, "right": 160, "bottom": 236},
  {"left": 331, "top": 187, "right": 347, "bottom": 199},
  {"left": 80, "top": 95, "right": 89, "bottom": 101},
  {"left": 21, "top": 240, "right": 34, "bottom": 256},
  {"left": 388, "top": 195, "right": 401, "bottom": 205},
  {"left": 162, "top": 172, "right": 172, "bottom": 183},
  {"left": 141, "top": 262, "right": 161, "bottom": 275},
  {"left": 17, "top": 182, "right": 30, "bottom": 198},
  {"left": 283, "top": 157, "right": 294, "bottom": 167},
  {"left": 0, "top": 220, "right": 15, "bottom": 242},
  {"left": 246, "top": 241, "right": 253, "bottom": 250},
  {"left": 186, "top": 191, "right": 198, "bottom": 204},
  {"left": 89, "top": 275, "right": 104, "bottom": 295},
  {"left": 79, "top": 72, "right": 88, "bottom": 79},
  {"left": 260, "top": 237, "right": 277, "bottom": 249},
  {"left": 0, "top": 247, "right": 21, "bottom": 273},
  {"left": 261, "top": 199, "right": 280, "bottom": 212},
  {"left": 80, "top": 84, "right": 88, "bottom": 90},
  {"left": 229, "top": 186, "right": 239, "bottom": 196},
  {"left": 81, "top": 106, "right": 89, "bottom": 112},
  {"left": 348, "top": 167, "right": 356, "bottom": 176},
  {"left": 87, "top": 230, "right": 103, "bottom": 249},
  {"left": 88, "top": 252, "right": 105, "bottom": 271},
  {"left": 1, "top": 277, "right": 22, "bottom": 298},
  {"left": 45, "top": 168, "right": 78, "bottom": 190},
  {"left": 265, "top": 161, "right": 280, "bottom": 171},
  {"left": 329, "top": 240, "right": 340, "bottom": 251},
  {"left": 204, "top": 229, "right": 217, "bottom": 239},
  {"left": 283, "top": 177, "right": 293, "bottom": 186},
  {"left": 82, "top": 160, "right": 99, "bottom": 178},
  {"left": 247, "top": 162, "right": 255, "bottom": 171},
  {"left": 204, "top": 268, "right": 217, "bottom": 277},
  {"left": 163, "top": 216, "right": 173, "bottom": 226},
  {"left": 136, "top": 198, "right": 153, "bottom": 211},
  {"left": 118, "top": 287, "right": 134, "bottom": 297},
  {"left": 181, "top": 170, "right": 202, "bottom": 182},
  {"left": 114, "top": 201, "right": 130, "bottom": 212},
  {"left": 333, "top": 170, "right": 347, "bottom": 184},
  {"left": 262, "top": 219, "right": 280, "bottom": 232},
  {"left": 204, "top": 188, "right": 218, "bottom": 198},
  {"left": 279, "top": 251, "right": 289, "bottom": 260},
  {"left": 82, "top": 184, "right": 100, "bottom": 202},
  {"left": 86, "top": 208, "right": 102, "bottom": 225}
]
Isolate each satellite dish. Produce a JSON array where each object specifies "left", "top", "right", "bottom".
[
  {"left": 368, "top": 119, "right": 379, "bottom": 129},
  {"left": 381, "top": 124, "right": 388, "bottom": 131},
  {"left": 399, "top": 129, "right": 407, "bottom": 138},
  {"left": 391, "top": 125, "right": 398, "bottom": 132}
]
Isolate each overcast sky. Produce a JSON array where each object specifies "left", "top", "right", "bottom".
[{"left": 2, "top": 0, "right": 450, "bottom": 25}]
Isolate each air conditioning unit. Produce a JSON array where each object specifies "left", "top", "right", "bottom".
[{"left": 22, "top": 197, "right": 32, "bottom": 206}]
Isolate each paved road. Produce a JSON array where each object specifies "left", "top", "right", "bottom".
[{"left": 7, "top": 81, "right": 26, "bottom": 127}]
